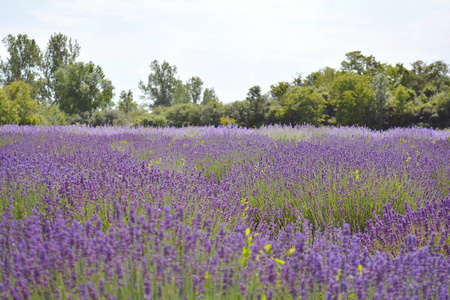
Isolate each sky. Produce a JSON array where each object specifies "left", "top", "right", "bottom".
[{"left": 1, "top": 0, "right": 450, "bottom": 105}]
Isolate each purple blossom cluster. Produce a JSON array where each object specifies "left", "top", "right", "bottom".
[{"left": 0, "top": 124, "right": 449, "bottom": 299}]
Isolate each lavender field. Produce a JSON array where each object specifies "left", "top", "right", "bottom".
[{"left": 1, "top": 125, "right": 450, "bottom": 299}]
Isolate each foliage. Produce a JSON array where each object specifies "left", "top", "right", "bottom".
[
  {"left": 270, "top": 81, "right": 291, "bottom": 101},
  {"left": 164, "top": 103, "right": 202, "bottom": 127},
  {"left": 199, "top": 101, "right": 225, "bottom": 126},
  {"left": 55, "top": 61, "right": 114, "bottom": 115},
  {"left": 139, "top": 60, "right": 177, "bottom": 108},
  {"left": 0, "top": 34, "right": 42, "bottom": 86},
  {"left": 275, "top": 87, "right": 325, "bottom": 125},
  {"left": 410, "top": 60, "right": 450, "bottom": 97},
  {"left": 219, "top": 116, "right": 236, "bottom": 125},
  {"left": 1, "top": 35, "right": 450, "bottom": 130},
  {"left": 385, "top": 63, "right": 416, "bottom": 90},
  {"left": 3, "top": 81, "right": 41, "bottom": 125},
  {"left": 91, "top": 108, "right": 127, "bottom": 126},
  {"left": 140, "top": 112, "right": 168, "bottom": 127},
  {"left": 246, "top": 85, "right": 269, "bottom": 128},
  {"left": 172, "top": 79, "right": 191, "bottom": 105},
  {"left": 117, "top": 89, "right": 138, "bottom": 115},
  {"left": 304, "top": 67, "right": 337, "bottom": 88},
  {"left": 330, "top": 73, "right": 375, "bottom": 126},
  {"left": 0, "top": 34, "right": 44, "bottom": 100},
  {"left": 202, "top": 87, "right": 219, "bottom": 105},
  {"left": 389, "top": 85, "right": 416, "bottom": 127},
  {"left": 429, "top": 90, "right": 450, "bottom": 128},
  {"left": 340, "top": 51, "right": 383, "bottom": 76},
  {"left": 187, "top": 76, "right": 203, "bottom": 104},
  {"left": 225, "top": 100, "right": 249, "bottom": 127},
  {"left": 38, "top": 102, "right": 67, "bottom": 125},
  {"left": 0, "top": 89, "right": 19, "bottom": 124},
  {"left": 42, "top": 32, "right": 80, "bottom": 102},
  {"left": 370, "top": 73, "right": 390, "bottom": 129}
]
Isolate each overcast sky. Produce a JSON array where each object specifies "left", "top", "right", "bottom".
[{"left": 1, "top": 0, "right": 450, "bottom": 104}]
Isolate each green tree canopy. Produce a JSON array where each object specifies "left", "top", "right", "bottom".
[
  {"left": 430, "top": 91, "right": 450, "bottom": 128},
  {"left": 55, "top": 62, "right": 114, "bottom": 115},
  {"left": 370, "top": 73, "right": 390, "bottom": 129},
  {"left": 225, "top": 100, "right": 249, "bottom": 127},
  {"left": 0, "top": 88, "right": 19, "bottom": 124},
  {"left": 3, "top": 81, "right": 40, "bottom": 125},
  {"left": 270, "top": 81, "right": 291, "bottom": 102},
  {"left": 164, "top": 103, "right": 201, "bottom": 127},
  {"left": 385, "top": 63, "right": 415, "bottom": 90},
  {"left": 139, "top": 60, "right": 177, "bottom": 108},
  {"left": 172, "top": 79, "right": 191, "bottom": 105},
  {"left": 246, "top": 85, "right": 262, "bottom": 103},
  {"left": 246, "top": 85, "right": 268, "bottom": 128},
  {"left": 1, "top": 34, "right": 43, "bottom": 95},
  {"left": 330, "top": 73, "right": 374, "bottom": 126},
  {"left": 43, "top": 33, "right": 80, "bottom": 103},
  {"left": 199, "top": 101, "right": 224, "bottom": 125},
  {"left": 187, "top": 76, "right": 203, "bottom": 105},
  {"left": 292, "top": 73, "right": 303, "bottom": 87},
  {"left": 341, "top": 51, "right": 383, "bottom": 76},
  {"left": 411, "top": 60, "right": 449, "bottom": 98},
  {"left": 118, "top": 89, "right": 138, "bottom": 115},
  {"left": 389, "top": 84, "right": 416, "bottom": 126},
  {"left": 202, "top": 88, "right": 219, "bottom": 105},
  {"left": 304, "top": 67, "right": 337, "bottom": 88},
  {"left": 275, "top": 87, "right": 325, "bottom": 125}
]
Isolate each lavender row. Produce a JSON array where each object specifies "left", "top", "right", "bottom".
[
  {"left": 1, "top": 124, "right": 450, "bottom": 299},
  {"left": 1, "top": 206, "right": 449, "bottom": 299},
  {"left": 2, "top": 125, "right": 448, "bottom": 234}
]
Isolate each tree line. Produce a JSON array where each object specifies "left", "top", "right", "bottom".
[{"left": 1, "top": 33, "right": 449, "bottom": 128}]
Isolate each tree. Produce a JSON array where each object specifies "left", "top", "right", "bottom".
[
  {"left": 55, "top": 62, "right": 114, "bottom": 115},
  {"left": 389, "top": 84, "right": 415, "bottom": 126},
  {"left": 304, "top": 67, "right": 337, "bottom": 88},
  {"left": 202, "top": 88, "right": 219, "bottom": 105},
  {"left": 199, "top": 101, "right": 224, "bottom": 126},
  {"left": 275, "top": 87, "right": 325, "bottom": 126},
  {"left": 38, "top": 102, "right": 67, "bottom": 125},
  {"left": 3, "top": 81, "right": 41, "bottom": 125},
  {"left": 0, "top": 55, "right": 4, "bottom": 85},
  {"left": 409, "top": 60, "right": 450, "bottom": 97},
  {"left": 172, "top": 79, "right": 191, "bottom": 105},
  {"left": 0, "top": 34, "right": 43, "bottom": 91},
  {"left": 139, "top": 60, "right": 177, "bottom": 108},
  {"left": 370, "top": 73, "right": 390, "bottom": 129},
  {"left": 410, "top": 60, "right": 428, "bottom": 96},
  {"left": 0, "top": 88, "right": 19, "bottom": 124},
  {"left": 164, "top": 103, "right": 201, "bottom": 127},
  {"left": 270, "top": 81, "right": 291, "bottom": 102},
  {"left": 385, "top": 63, "right": 415, "bottom": 90},
  {"left": 422, "top": 61, "right": 449, "bottom": 95},
  {"left": 224, "top": 100, "right": 249, "bottom": 127},
  {"left": 330, "top": 73, "right": 375, "bottom": 126},
  {"left": 341, "top": 51, "right": 383, "bottom": 76},
  {"left": 187, "top": 76, "right": 203, "bottom": 104},
  {"left": 246, "top": 85, "right": 268, "bottom": 127},
  {"left": 247, "top": 85, "right": 262, "bottom": 103},
  {"left": 411, "top": 60, "right": 426, "bottom": 76},
  {"left": 430, "top": 91, "right": 450, "bottom": 128},
  {"left": 91, "top": 108, "right": 126, "bottom": 126},
  {"left": 42, "top": 33, "right": 80, "bottom": 103},
  {"left": 118, "top": 90, "right": 138, "bottom": 115},
  {"left": 292, "top": 73, "right": 303, "bottom": 87}
]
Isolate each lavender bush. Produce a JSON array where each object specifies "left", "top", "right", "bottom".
[{"left": 0, "top": 124, "right": 449, "bottom": 299}]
